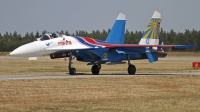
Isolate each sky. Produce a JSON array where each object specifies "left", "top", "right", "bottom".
[{"left": 0, "top": 0, "right": 200, "bottom": 36}]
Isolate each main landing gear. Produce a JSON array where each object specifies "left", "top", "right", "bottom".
[
  {"left": 68, "top": 53, "right": 76, "bottom": 75},
  {"left": 67, "top": 54, "right": 136, "bottom": 75},
  {"left": 91, "top": 64, "right": 101, "bottom": 75},
  {"left": 68, "top": 53, "right": 101, "bottom": 75},
  {"left": 128, "top": 64, "right": 136, "bottom": 75},
  {"left": 127, "top": 54, "right": 136, "bottom": 75}
]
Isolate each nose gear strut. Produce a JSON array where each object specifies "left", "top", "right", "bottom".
[{"left": 68, "top": 53, "right": 76, "bottom": 75}]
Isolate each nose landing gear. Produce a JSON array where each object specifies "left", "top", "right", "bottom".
[
  {"left": 68, "top": 53, "right": 76, "bottom": 75},
  {"left": 69, "top": 68, "right": 76, "bottom": 75}
]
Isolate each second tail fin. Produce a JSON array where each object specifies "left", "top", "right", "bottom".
[
  {"left": 139, "top": 11, "right": 162, "bottom": 45},
  {"left": 105, "top": 13, "right": 126, "bottom": 44},
  {"left": 140, "top": 11, "right": 162, "bottom": 63}
]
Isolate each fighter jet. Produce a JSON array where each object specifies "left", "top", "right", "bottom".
[{"left": 10, "top": 11, "right": 195, "bottom": 75}]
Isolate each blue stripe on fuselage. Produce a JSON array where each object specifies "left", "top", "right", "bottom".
[{"left": 73, "top": 36, "right": 104, "bottom": 48}]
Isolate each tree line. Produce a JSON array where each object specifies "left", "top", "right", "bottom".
[{"left": 0, "top": 28, "right": 199, "bottom": 52}]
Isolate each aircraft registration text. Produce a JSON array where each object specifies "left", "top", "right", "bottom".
[{"left": 58, "top": 40, "right": 72, "bottom": 46}]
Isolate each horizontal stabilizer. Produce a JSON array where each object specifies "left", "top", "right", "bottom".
[{"left": 172, "top": 45, "right": 196, "bottom": 50}]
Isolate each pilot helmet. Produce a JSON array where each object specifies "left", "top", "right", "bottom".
[
  {"left": 52, "top": 33, "right": 58, "bottom": 38},
  {"left": 43, "top": 34, "right": 50, "bottom": 40}
]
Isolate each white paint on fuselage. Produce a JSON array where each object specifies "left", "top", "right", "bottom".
[
  {"left": 45, "top": 35, "right": 91, "bottom": 51},
  {"left": 10, "top": 35, "right": 91, "bottom": 57}
]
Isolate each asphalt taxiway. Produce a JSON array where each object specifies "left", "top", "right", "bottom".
[
  {"left": 0, "top": 56, "right": 199, "bottom": 80},
  {"left": 0, "top": 72, "right": 200, "bottom": 80}
]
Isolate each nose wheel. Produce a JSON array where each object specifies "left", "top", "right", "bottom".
[
  {"left": 91, "top": 64, "right": 101, "bottom": 75},
  {"left": 69, "top": 68, "right": 76, "bottom": 75},
  {"left": 68, "top": 53, "right": 76, "bottom": 75}
]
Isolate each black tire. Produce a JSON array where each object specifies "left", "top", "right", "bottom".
[
  {"left": 128, "top": 65, "right": 136, "bottom": 75},
  {"left": 91, "top": 65, "right": 100, "bottom": 75},
  {"left": 69, "top": 68, "right": 76, "bottom": 75}
]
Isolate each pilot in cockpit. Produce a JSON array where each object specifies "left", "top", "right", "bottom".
[
  {"left": 43, "top": 34, "right": 51, "bottom": 40},
  {"left": 49, "top": 34, "right": 53, "bottom": 39},
  {"left": 52, "top": 33, "right": 58, "bottom": 38},
  {"left": 39, "top": 33, "right": 60, "bottom": 41}
]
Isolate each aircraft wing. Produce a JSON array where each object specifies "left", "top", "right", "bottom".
[
  {"left": 45, "top": 43, "right": 195, "bottom": 51},
  {"left": 99, "top": 44, "right": 195, "bottom": 49}
]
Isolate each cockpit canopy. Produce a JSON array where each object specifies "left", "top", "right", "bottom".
[{"left": 37, "top": 32, "right": 63, "bottom": 41}]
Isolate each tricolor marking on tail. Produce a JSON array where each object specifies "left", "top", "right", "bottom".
[{"left": 139, "top": 11, "right": 162, "bottom": 45}]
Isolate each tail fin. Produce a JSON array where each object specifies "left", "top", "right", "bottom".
[
  {"left": 141, "top": 11, "right": 162, "bottom": 63},
  {"left": 105, "top": 13, "right": 126, "bottom": 44},
  {"left": 139, "top": 11, "right": 162, "bottom": 45}
]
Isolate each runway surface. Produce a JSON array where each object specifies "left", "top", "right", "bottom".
[
  {"left": 0, "top": 72, "right": 200, "bottom": 80},
  {"left": 0, "top": 56, "right": 199, "bottom": 61},
  {"left": 0, "top": 55, "right": 199, "bottom": 80}
]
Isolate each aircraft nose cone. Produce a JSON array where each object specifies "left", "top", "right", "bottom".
[{"left": 10, "top": 42, "right": 38, "bottom": 57}]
